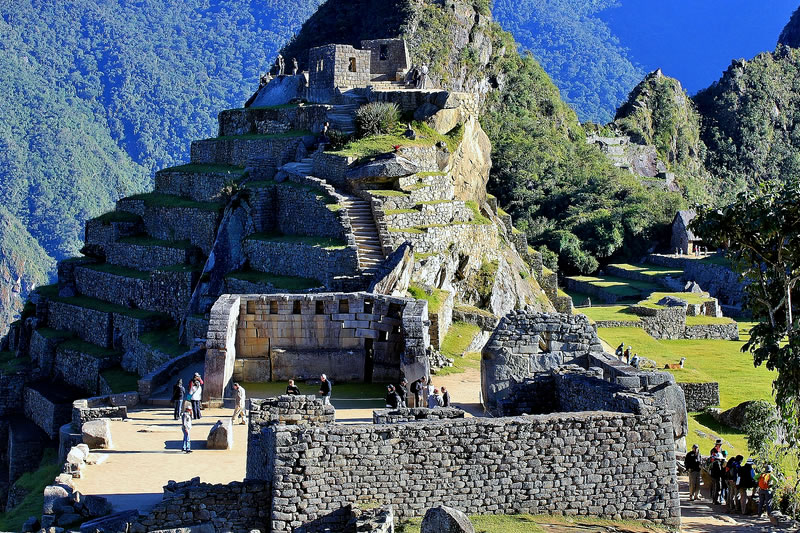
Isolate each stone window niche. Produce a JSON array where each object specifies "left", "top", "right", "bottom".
[
  {"left": 348, "top": 57, "right": 357, "bottom": 72},
  {"left": 379, "top": 45, "right": 389, "bottom": 61}
]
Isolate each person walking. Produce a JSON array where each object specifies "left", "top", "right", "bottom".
[
  {"left": 737, "top": 458, "right": 757, "bottom": 514},
  {"left": 410, "top": 377, "right": 424, "bottom": 408},
  {"left": 232, "top": 383, "right": 246, "bottom": 425},
  {"left": 319, "top": 374, "right": 332, "bottom": 405},
  {"left": 286, "top": 379, "right": 301, "bottom": 395},
  {"left": 615, "top": 343, "right": 624, "bottom": 360},
  {"left": 726, "top": 455, "right": 743, "bottom": 511},
  {"left": 441, "top": 386, "right": 450, "bottom": 407},
  {"left": 188, "top": 378, "right": 202, "bottom": 419},
  {"left": 685, "top": 444, "right": 702, "bottom": 501},
  {"left": 757, "top": 465, "right": 776, "bottom": 517},
  {"left": 181, "top": 404, "right": 193, "bottom": 453},
  {"left": 385, "top": 385, "right": 401, "bottom": 408},
  {"left": 396, "top": 379, "right": 408, "bottom": 407},
  {"left": 171, "top": 379, "right": 185, "bottom": 420},
  {"left": 710, "top": 453, "right": 725, "bottom": 504}
]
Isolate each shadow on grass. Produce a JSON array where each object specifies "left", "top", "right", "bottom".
[{"left": 691, "top": 412, "right": 747, "bottom": 439}]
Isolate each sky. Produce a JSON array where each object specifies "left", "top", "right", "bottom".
[{"left": 600, "top": 0, "right": 798, "bottom": 94}]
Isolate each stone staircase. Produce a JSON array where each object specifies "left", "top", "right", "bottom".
[
  {"left": 327, "top": 92, "right": 367, "bottom": 135},
  {"left": 340, "top": 195, "right": 385, "bottom": 274},
  {"left": 279, "top": 157, "right": 314, "bottom": 178}
]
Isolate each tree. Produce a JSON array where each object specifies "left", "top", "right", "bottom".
[{"left": 692, "top": 178, "right": 800, "bottom": 444}]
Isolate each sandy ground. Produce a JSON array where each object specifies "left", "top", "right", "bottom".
[{"left": 677, "top": 476, "right": 777, "bottom": 532}]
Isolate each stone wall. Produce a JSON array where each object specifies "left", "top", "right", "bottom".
[
  {"left": 646, "top": 254, "right": 746, "bottom": 309},
  {"left": 47, "top": 301, "right": 112, "bottom": 349},
  {"left": 428, "top": 290, "right": 453, "bottom": 350},
  {"left": 631, "top": 306, "right": 686, "bottom": 340},
  {"left": 103, "top": 241, "right": 194, "bottom": 271},
  {"left": 361, "top": 39, "right": 409, "bottom": 77},
  {"left": 29, "top": 329, "right": 66, "bottom": 375},
  {"left": 138, "top": 347, "right": 205, "bottom": 400},
  {"left": 311, "top": 152, "right": 356, "bottom": 188},
  {"left": 387, "top": 223, "right": 497, "bottom": 255},
  {"left": 203, "top": 295, "right": 241, "bottom": 405},
  {"left": 131, "top": 479, "right": 270, "bottom": 533},
  {"left": 53, "top": 345, "right": 118, "bottom": 395},
  {"left": 677, "top": 382, "right": 720, "bottom": 412},
  {"left": 383, "top": 201, "right": 472, "bottom": 228},
  {"left": 564, "top": 277, "right": 624, "bottom": 304},
  {"left": 372, "top": 407, "right": 464, "bottom": 424},
  {"left": 683, "top": 322, "right": 739, "bottom": 340},
  {"left": 243, "top": 238, "right": 360, "bottom": 286},
  {"left": 190, "top": 136, "right": 304, "bottom": 171},
  {"left": 23, "top": 386, "right": 73, "bottom": 439},
  {"left": 481, "top": 312, "right": 604, "bottom": 413},
  {"left": 218, "top": 105, "right": 328, "bottom": 138},
  {"left": 155, "top": 167, "right": 245, "bottom": 203},
  {"left": 0, "top": 371, "right": 26, "bottom": 418},
  {"left": 71, "top": 394, "right": 137, "bottom": 430},
  {"left": 259, "top": 412, "right": 680, "bottom": 531},
  {"left": 7, "top": 419, "right": 46, "bottom": 484}
]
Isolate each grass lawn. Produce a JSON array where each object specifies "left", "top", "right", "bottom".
[
  {"left": 59, "top": 338, "right": 120, "bottom": 359},
  {"left": 226, "top": 270, "right": 322, "bottom": 291},
  {"left": 328, "top": 122, "right": 463, "bottom": 160},
  {"left": 139, "top": 328, "right": 186, "bottom": 357},
  {"left": 368, "top": 189, "right": 409, "bottom": 197},
  {"left": 95, "top": 210, "right": 141, "bottom": 225},
  {"left": 434, "top": 322, "right": 482, "bottom": 377},
  {"left": 607, "top": 263, "right": 683, "bottom": 278},
  {"left": 579, "top": 306, "right": 641, "bottom": 323},
  {"left": 563, "top": 288, "right": 594, "bottom": 308},
  {"left": 638, "top": 291, "right": 715, "bottom": 308},
  {"left": 685, "top": 315, "right": 735, "bottom": 326},
  {"left": 0, "top": 450, "right": 60, "bottom": 532},
  {"left": 101, "top": 367, "right": 140, "bottom": 394},
  {"left": 241, "top": 381, "right": 386, "bottom": 410},
  {"left": 434, "top": 351, "right": 481, "bottom": 377},
  {"left": 248, "top": 232, "right": 347, "bottom": 250},
  {"left": 567, "top": 275, "right": 660, "bottom": 299},
  {"left": 407, "top": 284, "right": 450, "bottom": 314},
  {"left": 396, "top": 514, "right": 667, "bottom": 533}
]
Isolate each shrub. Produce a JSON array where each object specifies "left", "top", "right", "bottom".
[
  {"left": 326, "top": 128, "right": 351, "bottom": 151},
  {"left": 355, "top": 102, "right": 400, "bottom": 137}
]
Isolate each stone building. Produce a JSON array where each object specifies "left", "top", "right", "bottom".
[{"left": 671, "top": 209, "right": 700, "bottom": 254}]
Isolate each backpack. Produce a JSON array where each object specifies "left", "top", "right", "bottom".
[{"left": 759, "top": 473, "right": 771, "bottom": 490}]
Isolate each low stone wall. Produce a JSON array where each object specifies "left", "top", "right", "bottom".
[
  {"left": 631, "top": 305, "right": 686, "bottom": 340},
  {"left": 605, "top": 265, "right": 672, "bottom": 287},
  {"left": 24, "top": 386, "right": 73, "bottom": 439},
  {"left": 71, "top": 393, "right": 137, "bottom": 430},
  {"left": 54, "top": 345, "right": 118, "bottom": 395},
  {"left": 218, "top": 105, "right": 328, "bottom": 137},
  {"left": 563, "top": 278, "right": 624, "bottom": 304},
  {"left": 243, "top": 238, "right": 359, "bottom": 285},
  {"left": 155, "top": 167, "right": 246, "bottom": 203},
  {"left": 593, "top": 320, "right": 642, "bottom": 329},
  {"left": 259, "top": 412, "right": 679, "bottom": 531},
  {"left": 47, "top": 300, "right": 112, "bottom": 349},
  {"left": 383, "top": 201, "right": 472, "bottom": 228},
  {"left": 684, "top": 322, "right": 739, "bottom": 340},
  {"left": 104, "top": 241, "right": 193, "bottom": 271},
  {"left": 428, "top": 290, "right": 453, "bottom": 350},
  {"left": 190, "top": 135, "right": 304, "bottom": 170},
  {"left": 131, "top": 478, "right": 270, "bottom": 533},
  {"left": 372, "top": 407, "right": 464, "bottom": 424},
  {"left": 452, "top": 305, "right": 498, "bottom": 331},
  {"left": 137, "top": 347, "right": 205, "bottom": 400},
  {"left": 311, "top": 152, "right": 356, "bottom": 189},
  {"left": 387, "top": 223, "right": 497, "bottom": 255},
  {"left": 678, "top": 382, "right": 720, "bottom": 412}
]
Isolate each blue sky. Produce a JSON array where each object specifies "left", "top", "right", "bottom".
[{"left": 600, "top": 0, "right": 797, "bottom": 94}]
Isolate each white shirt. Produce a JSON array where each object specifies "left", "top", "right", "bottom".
[{"left": 235, "top": 386, "right": 246, "bottom": 408}]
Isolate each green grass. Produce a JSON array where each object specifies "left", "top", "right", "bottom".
[
  {"left": 407, "top": 284, "right": 449, "bottom": 314},
  {"left": 0, "top": 450, "right": 60, "bottom": 532},
  {"left": 139, "top": 328, "right": 186, "bottom": 357},
  {"left": 416, "top": 171, "right": 446, "bottom": 178},
  {"left": 397, "top": 513, "right": 666, "bottom": 533},
  {"left": 95, "top": 210, "right": 141, "bottom": 225},
  {"left": 388, "top": 227, "right": 425, "bottom": 234},
  {"left": 465, "top": 201, "right": 491, "bottom": 225},
  {"left": 35, "top": 285, "right": 166, "bottom": 321},
  {"left": 117, "top": 236, "right": 192, "bottom": 249},
  {"left": 579, "top": 306, "right": 641, "bottom": 323},
  {"left": 700, "top": 254, "right": 731, "bottom": 267},
  {"left": 568, "top": 275, "right": 661, "bottom": 299},
  {"left": 241, "top": 381, "right": 387, "bottom": 410},
  {"left": 414, "top": 252, "right": 437, "bottom": 261},
  {"left": 434, "top": 351, "right": 481, "bottom": 376},
  {"left": 248, "top": 232, "right": 347, "bottom": 250},
  {"left": 441, "top": 322, "right": 481, "bottom": 360},
  {"left": 226, "top": 270, "right": 322, "bottom": 290},
  {"left": 0, "top": 351, "right": 28, "bottom": 373},
  {"left": 328, "top": 121, "right": 463, "bottom": 159},
  {"left": 100, "top": 367, "right": 140, "bottom": 394},
  {"left": 368, "top": 189, "right": 409, "bottom": 197},
  {"left": 160, "top": 163, "right": 247, "bottom": 175},
  {"left": 607, "top": 263, "right": 683, "bottom": 278},
  {"left": 454, "top": 303, "right": 496, "bottom": 319},
  {"left": 82, "top": 263, "right": 151, "bottom": 280},
  {"left": 210, "top": 130, "right": 310, "bottom": 141},
  {"left": 497, "top": 206, "right": 509, "bottom": 216},
  {"left": 59, "top": 338, "right": 120, "bottom": 359},
  {"left": 639, "top": 291, "right": 715, "bottom": 309},
  {"left": 685, "top": 315, "right": 735, "bottom": 326},
  {"left": 126, "top": 192, "right": 224, "bottom": 212}
]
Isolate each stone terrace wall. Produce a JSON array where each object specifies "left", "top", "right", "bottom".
[
  {"left": 646, "top": 254, "right": 746, "bottom": 308},
  {"left": 218, "top": 105, "right": 329, "bottom": 137},
  {"left": 677, "top": 382, "right": 720, "bottom": 412},
  {"left": 261, "top": 413, "right": 680, "bottom": 531},
  {"left": 684, "top": 322, "right": 739, "bottom": 340},
  {"left": 631, "top": 306, "right": 686, "bottom": 340},
  {"left": 372, "top": 407, "right": 464, "bottom": 424},
  {"left": 71, "top": 393, "right": 137, "bottom": 430},
  {"left": 131, "top": 479, "right": 270, "bottom": 533},
  {"left": 190, "top": 136, "right": 304, "bottom": 171},
  {"left": 23, "top": 386, "right": 73, "bottom": 439},
  {"left": 0, "top": 371, "right": 26, "bottom": 417},
  {"left": 361, "top": 38, "right": 409, "bottom": 77}
]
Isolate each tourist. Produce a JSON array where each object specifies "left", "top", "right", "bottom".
[
  {"left": 259, "top": 72, "right": 270, "bottom": 88},
  {"left": 286, "top": 379, "right": 301, "bottom": 396},
  {"left": 318, "top": 121, "right": 331, "bottom": 150},
  {"left": 193, "top": 372, "right": 204, "bottom": 385},
  {"left": 396, "top": 379, "right": 408, "bottom": 407},
  {"left": 291, "top": 57, "right": 299, "bottom": 75},
  {"left": 189, "top": 378, "right": 202, "bottom": 419},
  {"left": 615, "top": 343, "right": 624, "bottom": 359},
  {"left": 276, "top": 54, "right": 285, "bottom": 76},
  {"left": 710, "top": 452, "right": 725, "bottom": 504},
  {"left": 417, "top": 64, "right": 428, "bottom": 89},
  {"left": 709, "top": 438, "right": 722, "bottom": 459},
  {"left": 319, "top": 374, "right": 332, "bottom": 405},
  {"left": 757, "top": 465, "right": 776, "bottom": 517},
  {"left": 685, "top": 444, "right": 702, "bottom": 501},
  {"left": 410, "top": 377, "right": 424, "bottom": 408},
  {"left": 737, "top": 458, "right": 757, "bottom": 514},
  {"left": 232, "top": 383, "right": 247, "bottom": 425},
  {"left": 428, "top": 388, "right": 443, "bottom": 408},
  {"left": 720, "top": 450, "right": 729, "bottom": 503},
  {"left": 181, "top": 404, "right": 193, "bottom": 453},
  {"left": 441, "top": 386, "right": 450, "bottom": 407},
  {"left": 171, "top": 378, "right": 185, "bottom": 420},
  {"left": 426, "top": 379, "right": 435, "bottom": 404},
  {"left": 385, "top": 385, "right": 401, "bottom": 408},
  {"left": 623, "top": 346, "right": 632, "bottom": 363},
  {"left": 726, "top": 455, "right": 743, "bottom": 511},
  {"left": 630, "top": 354, "right": 640, "bottom": 369}
]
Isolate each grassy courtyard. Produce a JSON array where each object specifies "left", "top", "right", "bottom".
[{"left": 396, "top": 513, "right": 666, "bottom": 532}]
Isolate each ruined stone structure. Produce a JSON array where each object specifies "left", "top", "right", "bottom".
[
  {"left": 678, "top": 382, "right": 720, "bottom": 412},
  {"left": 671, "top": 210, "right": 701, "bottom": 255}
]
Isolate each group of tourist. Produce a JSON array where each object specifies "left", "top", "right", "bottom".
[
  {"left": 615, "top": 343, "right": 640, "bottom": 368},
  {"left": 387, "top": 377, "right": 450, "bottom": 409},
  {"left": 685, "top": 441, "right": 778, "bottom": 518},
  {"left": 405, "top": 64, "right": 429, "bottom": 89},
  {"left": 271, "top": 54, "right": 299, "bottom": 77},
  {"left": 171, "top": 373, "right": 204, "bottom": 420}
]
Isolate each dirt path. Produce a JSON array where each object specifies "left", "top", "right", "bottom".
[{"left": 677, "top": 476, "right": 772, "bottom": 532}]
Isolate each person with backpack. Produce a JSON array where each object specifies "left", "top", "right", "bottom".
[
  {"left": 737, "top": 458, "right": 757, "bottom": 514},
  {"left": 710, "top": 453, "right": 725, "bottom": 504},
  {"left": 726, "top": 455, "right": 742, "bottom": 512},
  {"left": 318, "top": 374, "right": 332, "bottom": 405},
  {"left": 410, "top": 377, "right": 424, "bottom": 408},
  {"left": 396, "top": 379, "right": 408, "bottom": 408},
  {"left": 385, "top": 384, "right": 401, "bottom": 408},
  {"left": 757, "top": 465, "right": 776, "bottom": 517},
  {"left": 685, "top": 444, "right": 702, "bottom": 501}
]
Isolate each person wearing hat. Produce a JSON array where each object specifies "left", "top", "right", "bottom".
[
  {"left": 181, "top": 403, "right": 193, "bottom": 453},
  {"left": 685, "top": 444, "right": 702, "bottom": 500},
  {"left": 710, "top": 452, "right": 725, "bottom": 504},
  {"left": 319, "top": 374, "right": 332, "bottom": 405},
  {"left": 737, "top": 458, "right": 758, "bottom": 514},
  {"left": 709, "top": 439, "right": 723, "bottom": 460},
  {"left": 757, "top": 465, "right": 776, "bottom": 517}
]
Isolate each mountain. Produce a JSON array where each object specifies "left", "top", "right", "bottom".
[
  {"left": 492, "top": 0, "right": 644, "bottom": 124},
  {"left": 778, "top": 5, "right": 800, "bottom": 48}
]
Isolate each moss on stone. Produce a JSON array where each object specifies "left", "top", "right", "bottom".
[
  {"left": 100, "top": 367, "right": 140, "bottom": 394},
  {"left": 408, "top": 284, "right": 449, "bottom": 314}
]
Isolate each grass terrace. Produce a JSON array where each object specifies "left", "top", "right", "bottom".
[
  {"left": 327, "top": 122, "right": 463, "bottom": 160},
  {"left": 608, "top": 263, "right": 683, "bottom": 278},
  {"left": 95, "top": 210, "right": 141, "bottom": 225},
  {"left": 160, "top": 163, "right": 247, "bottom": 175},
  {"left": 435, "top": 322, "right": 482, "bottom": 377},
  {"left": 579, "top": 305, "right": 641, "bottom": 323},
  {"left": 59, "top": 338, "right": 120, "bottom": 359},
  {"left": 465, "top": 201, "right": 491, "bottom": 224},
  {"left": 246, "top": 179, "right": 342, "bottom": 212},
  {"left": 100, "top": 367, "right": 141, "bottom": 394},
  {"left": 368, "top": 189, "right": 409, "bottom": 198},
  {"left": 0, "top": 451, "right": 60, "bottom": 531},
  {"left": 83, "top": 263, "right": 151, "bottom": 281},
  {"left": 117, "top": 236, "right": 193, "bottom": 249},
  {"left": 567, "top": 275, "right": 661, "bottom": 299},
  {"left": 397, "top": 514, "right": 668, "bottom": 533},
  {"left": 35, "top": 284, "right": 167, "bottom": 321},
  {"left": 226, "top": 270, "right": 322, "bottom": 291},
  {"left": 248, "top": 233, "right": 347, "bottom": 250},
  {"left": 454, "top": 303, "right": 496, "bottom": 319},
  {"left": 139, "top": 327, "right": 186, "bottom": 357},
  {"left": 407, "top": 284, "right": 449, "bottom": 314},
  {"left": 0, "top": 350, "right": 28, "bottom": 373},
  {"left": 126, "top": 192, "right": 224, "bottom": 212},
  {"left": 638, "top": 291, "right": 715, "bottom": 309}
]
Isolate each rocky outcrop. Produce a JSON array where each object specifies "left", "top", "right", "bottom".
[
  {"left": 450, "top": 117, "right": 491, "bottom": 203},
  {"left": 779, "top": 6, "right": 800, "bottom": 48}
]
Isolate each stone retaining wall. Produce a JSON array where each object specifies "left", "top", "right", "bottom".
[
  {"left": 0, "top": 371, "right": 27, "bottom": 417},
  {"left": 190, "top": 135, "right": 304, "bottom": 170},
  {"left": 383, "top": 202, "right": 472, "bottom": 228},
  {"left": 131, "top": 479, "right": 270, "bottom": 533},
  {"left": 428, "top": 290, "right": 453, "bottom": 350},
  {"left": 452, "top": 306, "right": 498, "bottom": 331},
  {"left": 138, "top": 347, "right": 205, "bottom": 400},
  {"left": 677, "top": 382, "right": 720, "bottom": 412},
  {"left": 311, "top": 152, "right": 356, "bottom": 188},
  {"left": 631, "top": 306, "right": 686, "bottom": 340},
  {"left": 219, "top": 105, "right": 328, "bottom": 137},
  {"left": 387, "top": 223, "right": 497, "bottom": 255},
  {"left": 54, "top": 346, "right": 118, "bottom": 395},
  {"left": 683, "top": 322, "right": 739, "bottom": 340},
  {"left": 72, "top": 393, "right": 137, "bottom": 430},
  {"left": 563, "top": 278, "right": 625, "bottom": 304},
  {"left": 24, "top": 386, "right": 73, "bottom": 439},
  {"left": 259, "top": 412, "right": 679, "bottom": 531},
  {"left": 104, "top": 241, "right": 193, "bottom": 271},
  {"left": 372, "top": 407, "right": 464, "bottom": 424},
  {"left": 47, "top": 301, "right": 112, "bottom": 349},
  {"left": 155, "top": 167, "right": 246, "bottom": 203},
  {"left": 646, "top": 254, "right": 746, "bottom": 309},
  {"left": 243, "top": 239, "right": 358, "bottom": 286},
  {"left": 29, "top": 329, "right": 67, "bottom": 374},
  {"left": 7, "top": 419, "right": 46, "bottom": 484}
]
